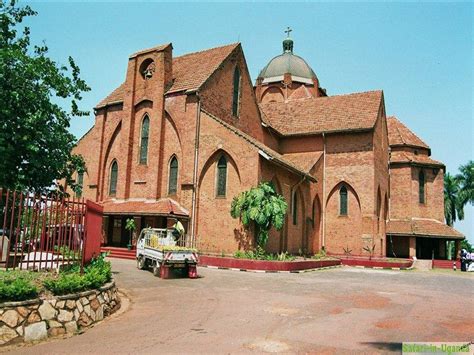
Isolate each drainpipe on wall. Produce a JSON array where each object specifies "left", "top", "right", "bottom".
[
  {"left": 190, "top": 92, "right": 201, "bottom": 247},
  {"left": 322, "top": 132, "right": 326, "bottom": 251}
]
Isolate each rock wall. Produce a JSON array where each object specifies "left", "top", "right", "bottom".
[{"left": 0, "top": 280, "right": 119, "bottom": 346}]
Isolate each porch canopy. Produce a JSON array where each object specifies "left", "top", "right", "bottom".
[
  {"left": 387, "top": 218, "right": 464, "bottom": 240},
  {"left": 101, "top": 198, "right": 189, "bottom": 218}
]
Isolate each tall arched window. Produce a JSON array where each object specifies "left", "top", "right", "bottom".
[
  {"left": 216, "top": 155, "right": 227, "bottom": 197},
  {"left": 109, "top": 161, "right": 118, "bottom": 196},
  {"left": 139, "top": 115, "right": 150, "bottom": 164},
  {"left": 340, "top": 185, "right": 348, "bottom": 215},
  {"left": 292, "top": 191, "right": 298, "bottom": 225},
  {"left": 76, "top": 171, "right": 84, "bottom": 198},
  {"left": 419, "top": 170, "right": 425, "bottom": 204},
  {"left": 168, "top": 156, "right": 178, "bottom": 195},
  {"left": 232, "top": 67, "right": 241, "bottom": 117}
]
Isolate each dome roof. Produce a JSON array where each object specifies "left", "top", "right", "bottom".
[{"left": 258, "top": 37, "right": 317, "bottom": 84}]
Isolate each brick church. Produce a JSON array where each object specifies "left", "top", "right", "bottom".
[{"left": 72, "top": 34, "right": 463, "bottom": 259}]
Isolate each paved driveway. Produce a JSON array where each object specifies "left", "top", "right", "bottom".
[{"left": 5, "top": 259, "right": 474, "bottom": 354}]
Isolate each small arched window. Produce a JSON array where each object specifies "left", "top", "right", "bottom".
[
  {"left": 292, "top": 191, "right": 298, "bottom": 225},
  {"left": 168, "top": 156, "right": 178, "bottom": 195},
  {"left": 216, "top": 155, "right": 227, "bottom": 197},
  {"left": 139, "top": 115, "right": 150, "bottom": 164},
  {"left": 232, "top": 67, "right": 241, "bottom": 117},
  {"left": 76, "top": 171, "right": 84, "bottom": 198},
  {"left": 419, "top": 170, "right": 425, "bottom": 204},
  {"left": 340, "top": 185, "right": 348, "bottom": 216},
  {"left": 109, "top": 161, "right": 118, "bottom": 196}
]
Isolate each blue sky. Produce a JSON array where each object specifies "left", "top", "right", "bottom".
[{"left": 25, "top": 1, "right": 473, "bottom": 241}]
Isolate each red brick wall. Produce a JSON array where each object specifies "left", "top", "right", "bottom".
[{"left": 389, "top": 149, "right": 445, "bottom": 222}]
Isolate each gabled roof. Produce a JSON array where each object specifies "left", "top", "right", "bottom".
[
  {"left": 167, "top": 43, "right": 239, "bottom": 94},
  {"left": 390, "top": 151, "right": 444, "bottom": 168},
  {"left": 201, "top": 109, "right": 317, "bottom": 182},
  {"left": 259, "top": 90, "right": 383, "bottom": 136},
  {"left": 102, "top": 198, "right": 189, "bottom": 217},
  {"left": 387, "top": 218, "right": 463, "bottom": 239},
  {"left": 95, "top": 43, "right": 239, "bottom": 108},
  {"left": 387, "top": 116, "right": 430, "bottom": 149}
]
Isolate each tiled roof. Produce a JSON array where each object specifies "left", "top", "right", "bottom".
[
  {"left": 201, "top": 109, "right": 317, "bottom": 182},
  {"left": 101, "top": 198, "right": 189, "bottom": 217},
  {"left": 129, "top": 43, "right": 171, "bottom": 58},
  {"left": 259, "top": 90, "right": 383, "bottom": 136},
  {"left": 387, "top": 218, "right": 463, "bottom": 239},
  {"left": 282, "top": 151, "right": 323, "bottom": 172},
  {"left": 95, "top": 43, "right": 239, "bottom": 108},
  {"left": 390, "top": 151, "right": 444, "bottom": 167},
  {"left": 167, "top": 43, "right": 239, "bottom": 94},
  {"left": 95, "top": 84, "right": 125, "bottom": 109},
  {"left": 387, "top": 116, "right": 429, "bottom": 149}
]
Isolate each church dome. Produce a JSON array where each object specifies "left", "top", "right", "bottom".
[{"left": 258, "top": 36, "right": 317, "bottom": 84}]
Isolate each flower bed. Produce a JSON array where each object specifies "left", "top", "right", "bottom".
[
  {"left": 199, "top": 255, "right": 341, "bottom": 272},
  {"left": 0, "top": 280, "right": 119, "bottom": 346}
]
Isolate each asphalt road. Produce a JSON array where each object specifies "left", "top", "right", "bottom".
[{"left": 5, "top": 259, "right": 474, "bottom": 354}]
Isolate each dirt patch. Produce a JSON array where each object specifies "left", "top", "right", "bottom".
[
  {"left": 351, "top": 293, "right": 391, "bottom": 309},
  {"left": 247, "top": 339, "right": 290, "bottom": 353},
  {"left": 440, "top": 320, "right": 474, "bottom": 336},
  {"left": 329, "top": 307, "right": 344, "bottom": 315},
  {"left": 375, "top": 319, "right": 402, "bottom": 329}
]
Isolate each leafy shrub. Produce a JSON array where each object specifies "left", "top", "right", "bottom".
[
  {"left": 43, "top": 273, "right": 88, "bottom": 295},
  {"left": 43, "top": 253, "right": 112, "bottom": 295},
  {"left": 0, "top": 274, "right": 38, "bottom": 302},
  {"left": 233, "top": 247, "right": 295, "bottom": 261}
]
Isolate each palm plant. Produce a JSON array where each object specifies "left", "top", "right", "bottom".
[
  {"left": 444, "top": 173, "right": 463, "bottom": 226},
  {"left": 456, "top": 160, "right": 474, "bottom": 207}
]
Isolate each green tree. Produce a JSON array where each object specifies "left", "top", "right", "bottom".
[
  {"left": 444, "top": 173, "right": 465, "bottom": 226},
  {"left": 125, "top": 218, "right": 136, "bottom": 250},
  {"left": 230, "top": 182, "right": 288, "bottom": 248},
  {"left": 456, "top": 160, "right": 474, "bottom": 207},
  {"left": 0, "top": 0, "right": 89, "bottom": 193}
]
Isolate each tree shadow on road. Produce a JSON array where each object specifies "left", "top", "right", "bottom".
[{"left": 360, "top": 342, "right": 401, "bottom": 352}]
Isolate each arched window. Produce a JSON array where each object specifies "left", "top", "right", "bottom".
[
  {"left": 419, "top": 170, "right": 425, "bottom": 204},
  {"left": 139, "top": 115, "right": 150, "bottom": 164},
  {"left": 109, "top": 161, "right": 118, "bottom": 196},
  {"left": 292, "top": 191, "right": 298, "bottom": 225},
  {"left": 232, "top": 67, "right": 241, "bottom": 117},
  {"left": 216, "top": 155, "right": 227, "bottom": 197},
  {"left": 339, "top": 185, "right": 348, "bottom": 216},
  {"left": 76, "top": 171, "right": 84, "bottom": 198},
  {"left": 168, "top": 156, "right": 178, "bottom": 195}
]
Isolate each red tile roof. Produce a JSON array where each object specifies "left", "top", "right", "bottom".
[
  {"left": 101, "top": 198, "right": 189, "bottom": 217},
  {"left": 95, "top": 43, "right": 239, "bottom": 108},
  {"left": 390, "top": 151, "right": 444, "bottom": 168},
  {"left": 259, "top": 90, "right": 383, "bottom": 136},
  {"left": 201, "top": 109, "right": 317, "bottom": 182},
  {"left": 282, "top": 151, "right": 323, "bottom": 172},
  {"left": 387, "top": 116, "right": 429, "bottom": 149},
  {"left": 387, "top": 218, "right": 463, "bottom": 239},
  {"left": 167, "top": 43, "right": 239, "bottom": 94}
]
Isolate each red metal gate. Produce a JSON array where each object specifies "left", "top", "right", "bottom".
[{"left": 0, "top": 188, "right": 91, "bottom": 271}]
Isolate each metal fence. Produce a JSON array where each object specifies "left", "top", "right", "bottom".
[{"left": 0, "top": 188, "right": 87, "bottom": 271}]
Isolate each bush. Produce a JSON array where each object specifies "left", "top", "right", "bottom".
[
  {"left": 43, "top": 253, "right": 112, "bottom": 295},
  {"left": 233, "top": 247, "right": 295, "bottom": 261},
  {"left": 0, "top": 274, "right": 38, "bottom": 302}
]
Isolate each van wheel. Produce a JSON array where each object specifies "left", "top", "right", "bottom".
[
  {"left": 153, "top": 263, "right": 161, "bottom": 277},
  {"left": 137, "top": 256, "right": 146, "bottom": 270}
]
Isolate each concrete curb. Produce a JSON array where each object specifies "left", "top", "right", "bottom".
[{"left": 199, "top": 264, "right": 342, "bottom": 274}]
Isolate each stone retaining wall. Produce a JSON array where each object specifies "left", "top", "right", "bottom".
[{"left": 0, "top": 280, "right": 119, "bottom": 346}]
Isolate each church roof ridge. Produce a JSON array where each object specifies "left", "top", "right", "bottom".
[{"left": 174, "top": 42, "right": 239, "bottom": 60}]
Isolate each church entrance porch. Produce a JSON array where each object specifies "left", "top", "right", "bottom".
[
  {"left": 99, "top": 198, "right": 190, "bottom": 251},
  {"left": 386, "top": 234, "right": 462, "bottom": 261}
]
